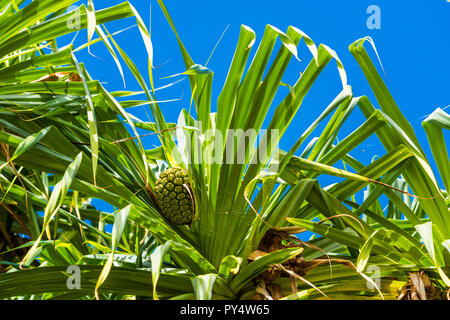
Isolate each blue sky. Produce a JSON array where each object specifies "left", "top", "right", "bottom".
[{"left": 66, "top": 1, "right": 449, "bottom": 218}]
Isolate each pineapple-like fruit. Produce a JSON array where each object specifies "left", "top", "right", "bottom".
[{"left": 154, "top": 167, "right": 194, "bottom": 225}]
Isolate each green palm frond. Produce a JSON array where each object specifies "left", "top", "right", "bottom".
[{"left": 0, "top": 0, "right": 448, "bottom": 301}]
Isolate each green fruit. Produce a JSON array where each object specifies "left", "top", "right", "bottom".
[{"left": 154, "top": 167, "right": 194, "bottom": 225}]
